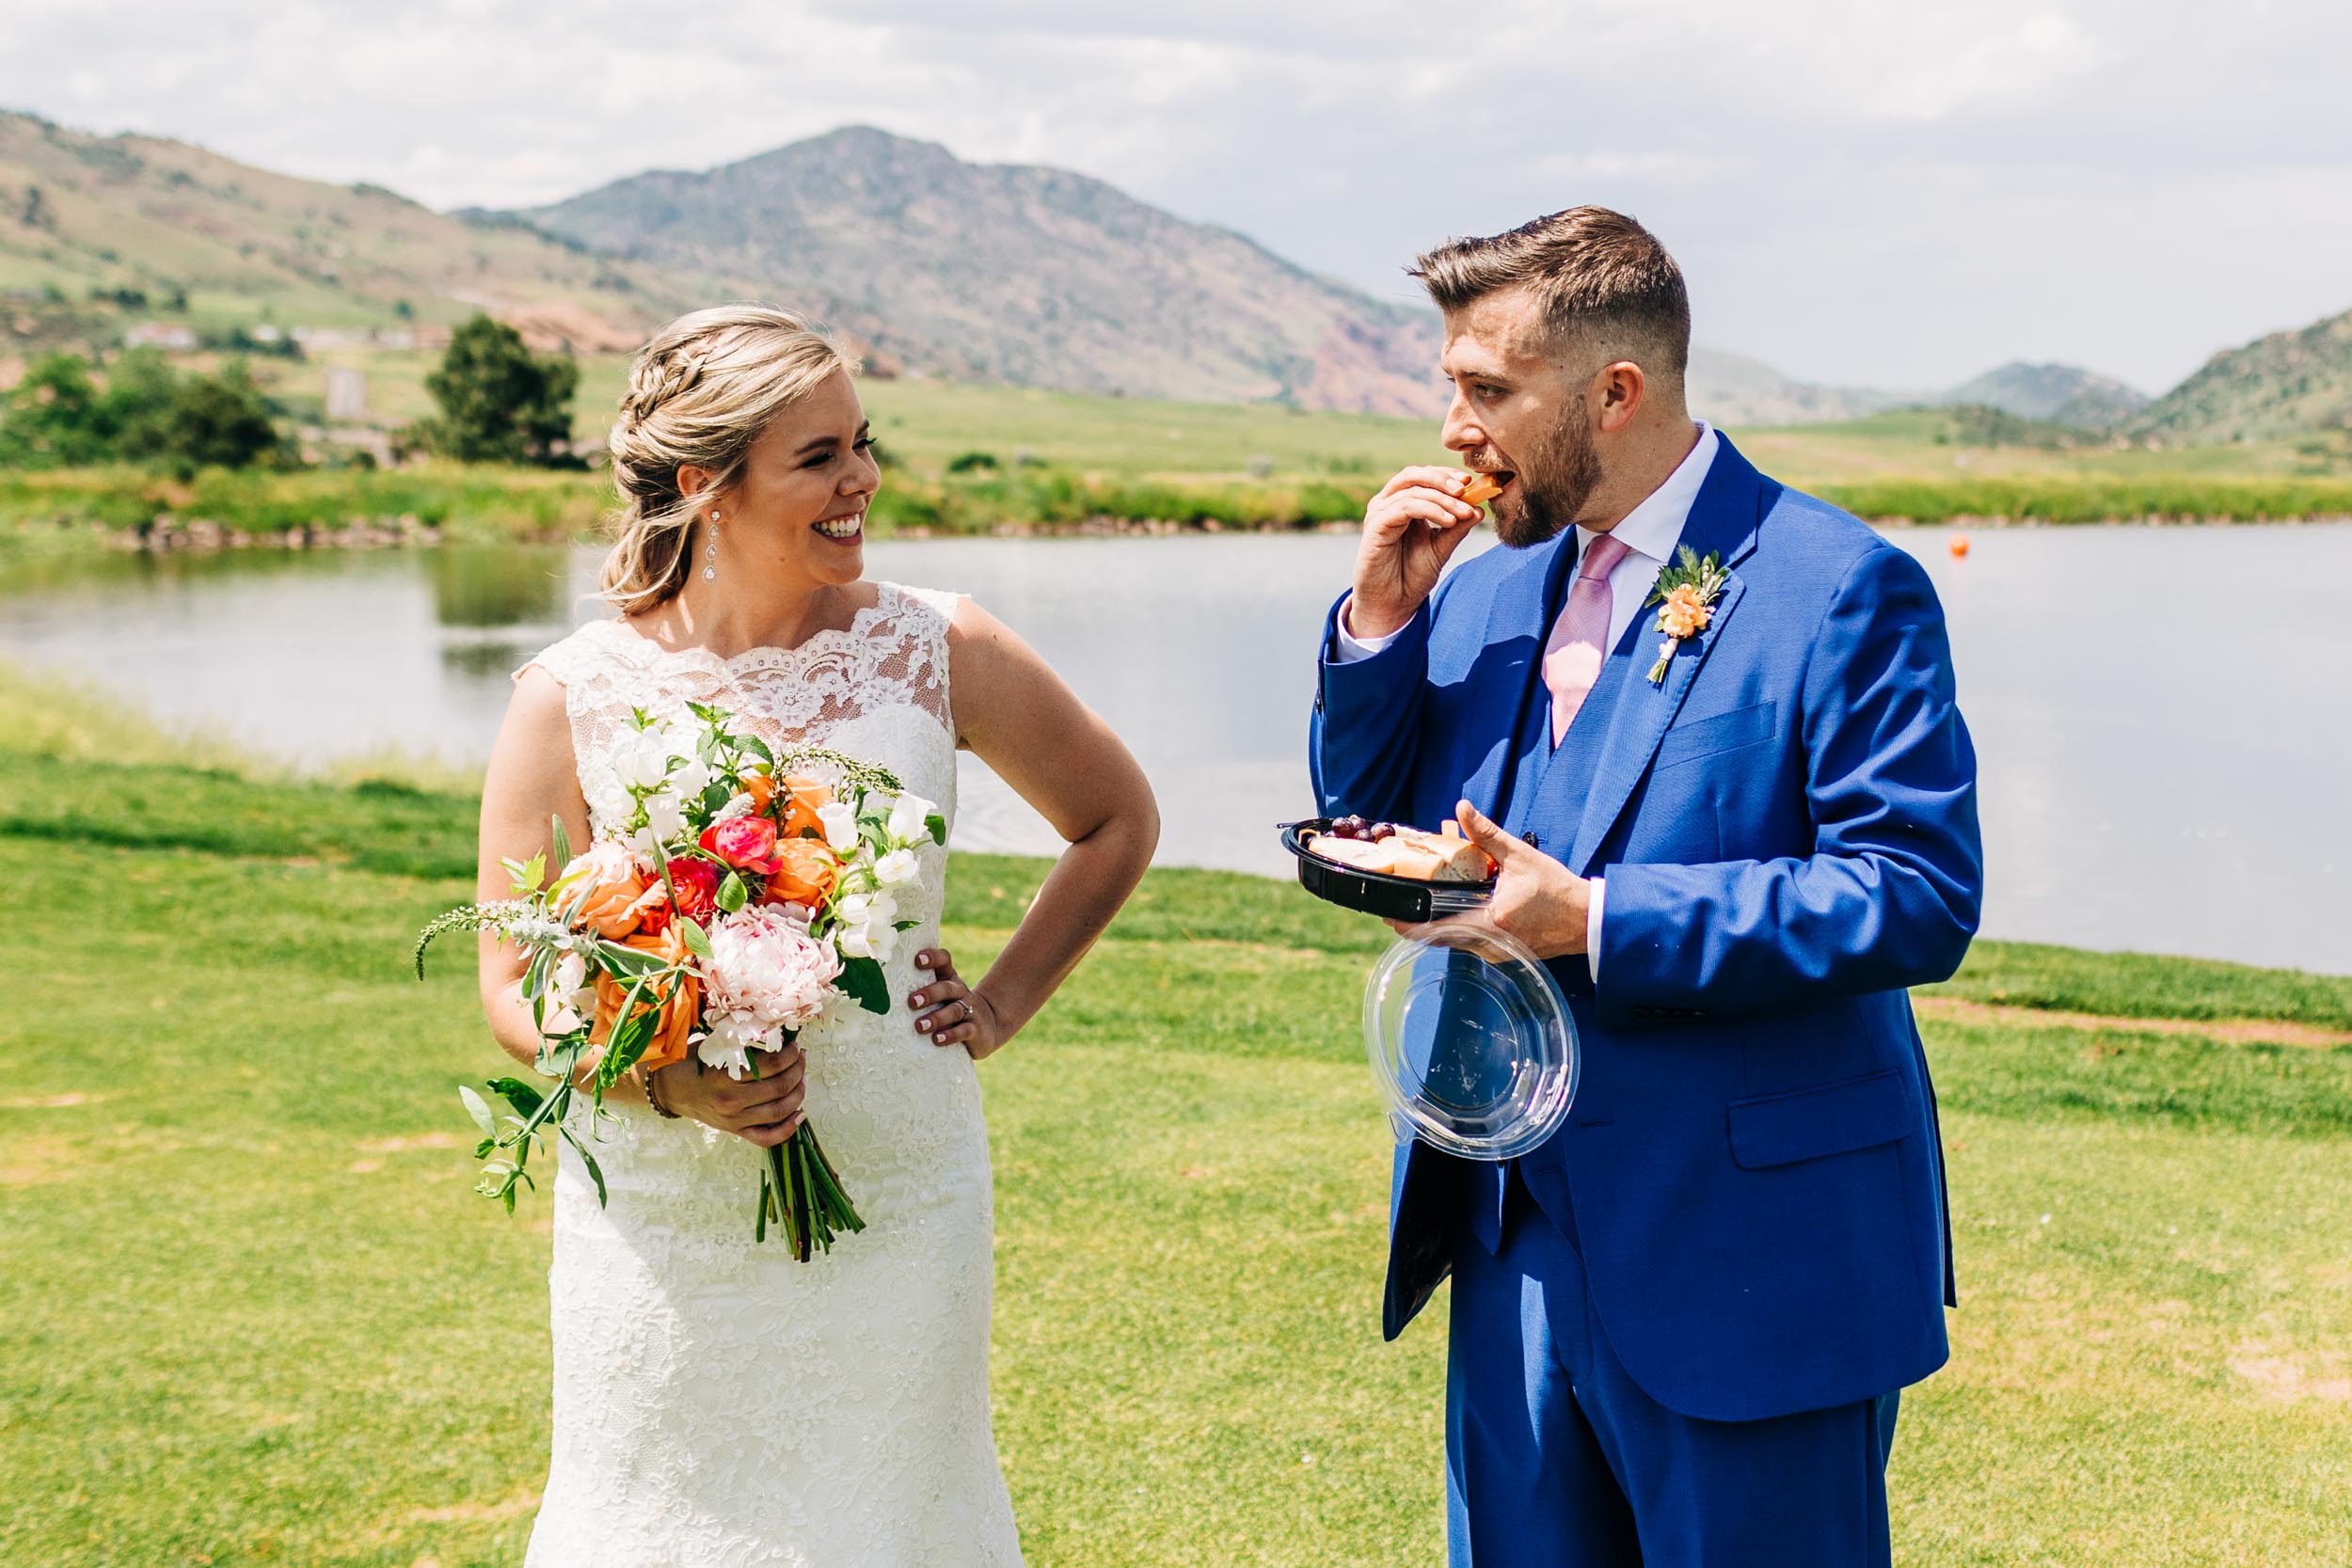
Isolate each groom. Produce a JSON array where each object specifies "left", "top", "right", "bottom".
[{"left": 1310, "top": 207, "right": 1982, "bottom": 1566}]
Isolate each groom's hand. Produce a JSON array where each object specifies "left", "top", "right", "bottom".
[
  {"left": 1348, "top": 467, "right": 1486, "bottom": 641},
  {"left": 1453, "top": 800, "right": 1592, "bottom": 960}
]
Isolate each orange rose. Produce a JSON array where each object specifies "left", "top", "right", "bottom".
[
  {"left": 739, "top": 769, "right": 778, "bottom": 818},
  {"left": 563, "top": 843, "right": 652, "bottom": 940},
  {"left": 1659, "top": 583, "right": 1712, "bottom": 641},
  {"left": 764, "top": 835, "right": 843, "bottom": 908},
  {"left": 590, "top": 920, "right": 701, "bottom": 1074},
  {"left": 777, "top": 774, "right": 834, "bottom": 840}
]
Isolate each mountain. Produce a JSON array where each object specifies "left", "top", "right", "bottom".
[
  {"left": 1685, "top": 347, "right": 1907, "bottom": 427},
  {"left": 503, "top": 126, "right": 1445, "bottom": 416},
  {"left": 1942, "top": 360, "right": 2148, "bottom": 429},
  {"left": 0, "top": 108, "right": 730, "bottom": 354},
  {"left": 2129, "top": 305, "right": 2352, "bottom": 443}
]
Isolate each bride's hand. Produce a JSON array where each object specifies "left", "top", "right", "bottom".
[
  {"left": 909, "top": 948, "right": 1007, "bottom": 1061},
  {"left": 650, "top": 1046, "right": 804, "bottom": 1146}
]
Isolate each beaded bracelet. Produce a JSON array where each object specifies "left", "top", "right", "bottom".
[{"left": 639, "top": 1063, "right": 680, "bottom": 1119}]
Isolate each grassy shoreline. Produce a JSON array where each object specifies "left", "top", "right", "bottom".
[
  {"left": 5, "top": 680, "right": 2349, "bottom": 1564},
  {"left": 7, "top": 461, "right": 2352, "bottom": 564}
]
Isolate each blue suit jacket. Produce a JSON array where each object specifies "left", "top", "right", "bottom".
[{"left": 1310, "top": 436, "right": 1981, "bottom": 1423}]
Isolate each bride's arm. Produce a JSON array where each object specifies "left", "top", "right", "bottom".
[
  {"left": 474, "top": 667, "right": 630, "bottom": 1093},
  {"left": 915, "top": 600, "right": 1157, "bottom": 1058}
]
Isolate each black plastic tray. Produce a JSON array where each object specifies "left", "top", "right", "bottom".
[{"left": 1279, "top": 819, "right": 1497, "bottom": 924}]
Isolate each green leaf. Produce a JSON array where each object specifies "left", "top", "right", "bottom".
[
  {"left": 487, "top": 1076, "right": 547, "bottom": 1120},
  {"left": 836, "top": 955, "right": 890, "bottom": 1016},
  {"left": 563, "top": 1128, "right": 609, "bottom": 1207},
  {"left": 677, "top": 917, "right": 714, "bottom": 963},
  {"left": 596, "top": 940, "right": 666, "bottom": 976},
  {"left": 548, "top": 814, "right": 573, "bottom": 869},
  {"left": 893, "top": 919, "right": 920, "bottom": 932},
  {"left": 925, "top": 812, "right": 947, "bottom": 847},
  {"left": 736, "top": 733, "right": 774, "bottom": 764},
  {"left": 716, "top": 872, "right": 748, "bottom": 913},
  {"left": 458, "top": 1084, "right": 497, "bottom": 1138}
]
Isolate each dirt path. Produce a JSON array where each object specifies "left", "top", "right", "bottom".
[{"left": 1915, "top": 995, "right": 2352, "bottom": 1049}]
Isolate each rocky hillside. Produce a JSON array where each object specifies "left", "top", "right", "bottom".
[
  {"left": 504, "top": 126, "right": 1446, "bottom": 416},
  {"left": 1685, "top": 347, "right": 1908, "bottom": 427},
  {"left": 1943, "top": 360, "right": 2149, "bottom": 429},
  {"left": 2130, "top": 306, "right": 2352, "bottom": 443},
  {"left": 0, "top": 108, "right": 730, "bottom": 354}
]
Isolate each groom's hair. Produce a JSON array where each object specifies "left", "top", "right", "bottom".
[{"left": 1410, "top": 207, "right": 1690, "bottom": 383}]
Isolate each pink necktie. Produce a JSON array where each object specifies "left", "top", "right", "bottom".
[{"left": 1543, "top": 533, "right": 1629, "bottom": 746}]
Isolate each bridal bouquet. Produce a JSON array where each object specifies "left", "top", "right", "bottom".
[{"left": 414, "top": 703, "right": 944, "bottom": 1259}]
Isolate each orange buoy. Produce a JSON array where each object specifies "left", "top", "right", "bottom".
[{"left": 1948, "top": 532, "right": 1971, "bottom": 559}]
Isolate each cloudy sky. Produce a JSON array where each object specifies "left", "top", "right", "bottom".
[{"left": 7, "top": 0, "right": 2346, "bottom": 392}]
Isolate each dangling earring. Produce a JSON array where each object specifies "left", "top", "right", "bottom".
[{"left": 704, "top": 511, "right": 720, "bottom": 582}]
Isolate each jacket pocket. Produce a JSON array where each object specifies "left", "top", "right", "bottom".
[
  {"left": 1726, "top": 1069, "right": 1911, "bottom": 1169},
  {"left": 1653, "top": 700, "right": 1775, "bottom": 771}
]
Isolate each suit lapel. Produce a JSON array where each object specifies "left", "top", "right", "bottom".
[
  {"left": 1565, "top": 437, "right": 1773, "bottom": 874},
  {"left": 1462, "top": 531, "right": 1575, "bottom": 824}
]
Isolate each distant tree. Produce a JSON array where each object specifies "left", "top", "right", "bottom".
[
  {"left": 0, "top": 353, "right": 115, "bottom": 466},
  {"left": 419, "top": 313, "right": 580, "bottom": 466},
  {"left": 392, "top": 298, "right": 415, "bottom": 321},
  {"left": 103, "top": 348, "right": 181, "bottom": 463},
  {"left": 158, "top": 361, "right": 290, "bottom": 473}
]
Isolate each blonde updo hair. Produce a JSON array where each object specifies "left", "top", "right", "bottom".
[{"left": 601, "top": 304, "right": 850, "bottom": 615}]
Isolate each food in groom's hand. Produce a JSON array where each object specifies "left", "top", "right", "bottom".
[
  {"left": 1305, "top": 818, "right": 1494, "bottom": 882},
  {"left": 1459, "top": 471, "right": 1506, "bottom": 507}
]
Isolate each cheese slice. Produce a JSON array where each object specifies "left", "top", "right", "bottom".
[{"left": 1309, "top": 827, "right": 1491, "bottom": 883}]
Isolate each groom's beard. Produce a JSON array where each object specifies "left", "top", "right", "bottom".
[{"left": 1497, "top": 395, "right": 1603, "bottom": 548}]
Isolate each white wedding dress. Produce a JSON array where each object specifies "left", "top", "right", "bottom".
[{"left": 515, "top": 584, "right": 1023, "bottom": 1568}]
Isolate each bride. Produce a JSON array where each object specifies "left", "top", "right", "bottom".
[{"left": 474, "top": 304, "right": 1158, "bottom": 1565}]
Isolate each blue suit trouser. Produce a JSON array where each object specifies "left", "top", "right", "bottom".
[{"left": 1446, "top": 1175, "right": 1899, "bottom": 1568}]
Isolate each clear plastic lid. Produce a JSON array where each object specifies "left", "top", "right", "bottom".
[{"left": 1363, "top": 920, "right": 1579, "bottom": 1161}]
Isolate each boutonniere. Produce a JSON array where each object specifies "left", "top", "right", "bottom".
[{"left": 1643, "top": 546, "right": 1728, "bottom": 684}]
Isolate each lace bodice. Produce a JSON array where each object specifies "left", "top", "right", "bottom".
[
  {"left": 526, "top": 582, "right": 961, "bottom": 844},
  {"left": 512, "top": 582, "right": 1023, "bottom": 1568}
]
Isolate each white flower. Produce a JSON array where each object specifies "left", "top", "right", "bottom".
[
  {"left": 611, "top": 727, "right": 673, "bottom": 792},
  {"left": 873, "top": 847, "right": 920, "bottom": 887},
  {"left": 697, "top": 1014, "right": 777, "bottom": 1081},
  {"left": 626, "top": 825, "right": 663, "bottom": 874},
  {"left": 711, "top": 790, "right": 757, "bottom": 825},
  {"left": 886, "top": 793, "right": 936, "bottom": 847},
  {"left": 818, "top": 800, "right": 860, "bottom": 853},
  {"left": 544, "top": 950, "right": 596, "bottom": 1034},
  {"left": 671, "top": 755, "right": 714, "bottom": 799},
  {"left": 642, "top": 790, "right": 687, "bottom": 844},
  {"left": 832, "top": 890, "right": 898, "bottom": 963}
]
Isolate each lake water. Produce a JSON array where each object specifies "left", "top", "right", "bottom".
[{"left": 2, "top": 525, "right": 2345, "bottom": 974}]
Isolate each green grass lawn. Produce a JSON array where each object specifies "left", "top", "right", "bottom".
[{"left": 4, "top": 693, "right": 2350, "bottom": 1565}]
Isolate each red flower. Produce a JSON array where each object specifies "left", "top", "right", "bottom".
[
  {"left": 700, "top": 816, "right": 784, "bottom": 878},
  {"left": 664, "top": 856, "right": 723, "bottom": 924}
]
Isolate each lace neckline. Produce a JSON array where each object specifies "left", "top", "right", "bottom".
[{"left": 585, "top": 582, "right": 907, "bottom": 673}]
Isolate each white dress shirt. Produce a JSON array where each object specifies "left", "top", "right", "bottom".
[{"left": 1332, "top": 423, "right": 1722, "bottom": 979}]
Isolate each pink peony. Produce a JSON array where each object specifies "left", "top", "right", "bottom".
[{"left": 699, "top": 906, "right": 845, "bottom": 1075}]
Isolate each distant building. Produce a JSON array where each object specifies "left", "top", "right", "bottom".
[
  {"left": 124, "top": 323, "right": 199, "bottom": 350},
  {"left": 326, "top": 366, "right": 369, "bottom": 421}
]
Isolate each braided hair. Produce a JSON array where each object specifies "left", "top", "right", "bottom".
[{"left": 600, "top": 306, "right": 849, "bottom": 615}]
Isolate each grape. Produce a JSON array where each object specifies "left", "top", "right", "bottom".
[{"left": 1368, "top": 822, "right": 1396, "bottom": 842}]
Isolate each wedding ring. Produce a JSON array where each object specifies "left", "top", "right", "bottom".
[{"left": 959, "top": 999, "right": 974, "bottom": 1022}]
